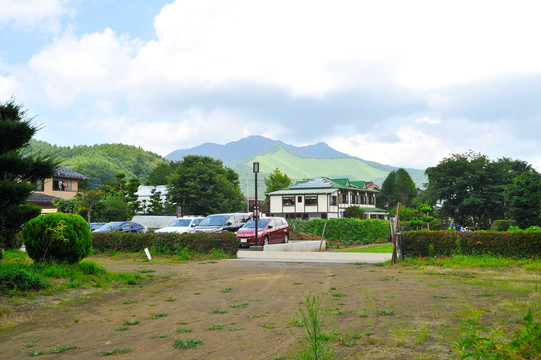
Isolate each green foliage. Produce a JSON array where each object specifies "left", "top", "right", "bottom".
[
  {"left": 343, "top": 206, "right": 366, "bottom": 219},
  {"left": 167, "top": 155, "right": 246, "bottom": 215},
  {"left": 288, "top": 218, "right": 389, "bottom": 247},
  {"left": 506, "top": 170, "right": 541, "bottom": 229},
  {"left": 0, "top": 203, "right": 41, "bottom": 250},
  {"left": 0, "top": 267, "right": 47, "bottom": 292},
  {"left": 0, "top": 100, "right": 58, "bottom": 254},
  {"left": 378, "top": 168, "right": 418, "bottom": 208},
  {"left": 288, "top": 292, "right": 336, "bottom": 360},
  {"left": 453, "top": 308, "right": 541, "bottom": 360},
  {"left": 492, "top": 220, "right": 513, "bottom": 232},
  {"left": 92, "top": 231, "right": 239, "bottom": 257},
  {"left": 27, "top": 140, "right": 166, "bottom": 189},
  {"left": 425, "top": 151, "right": 538, "bottom": 229},
  {"left": 147, "top": 162, "right": 174, "bottom": 185},
  {"left": 402, "top": 231, "right": 541, "bottom": 258},
  {"left": 264, "top": 168, "right": 292, "bottom": 194},
  {"left": 21, "top": 213, "right": 92, "bottom": 264}
]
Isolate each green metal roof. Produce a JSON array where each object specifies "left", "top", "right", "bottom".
[{"left": 350, "top": 180, "right": 366, "bottom": 188}]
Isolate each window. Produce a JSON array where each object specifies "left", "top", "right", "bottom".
[
  {"left": 53, "top": 179, "right": 72, "bottom": 191},
  {"left": 305, "top": 196, "right": 318, "bottom": 206},
  {"left": 330, "top": 196, "right": 337, "bottom": 206},
  {"left": 369, "top": 196, "right": 374, "bottom": 205},
  {"left": 298, "top": 196, "right": 303, "bottom": 203},
  {"left": 360, "top": 195, "right": 366, "bottom": 204},
  {"left": 35, "top": 179, "right": 44, "bottom": 191},
  {"left": 351, "top": 192, "right": 358, "bottom": 204},
  {"left": 283, "top": 197, "right": 295, "bottom": 206},
  {"left": 341, "top": 192, "right": 348, "bottom": 204}
]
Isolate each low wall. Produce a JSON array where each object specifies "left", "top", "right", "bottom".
[{"left": 264, "top": 240, "right": 326, "bottom": 252}]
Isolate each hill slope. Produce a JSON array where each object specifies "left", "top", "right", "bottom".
[
  {"left": 27, "top": 140, "right": 166, "bottom": 188},
  {"left": 166, "top": 136, "right": 427, "bottom": 195}
]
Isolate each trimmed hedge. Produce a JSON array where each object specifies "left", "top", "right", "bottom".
[
  {"left": 403, "top": 231, "right": 541, "bottom": 258},
  {"left": 287, "top": 218, "right": 389, "bottom": 242},
  {"left": 92, "top": 232, "right": 239, "bottom": 257},
  {"left": 21, "top": 213, "right": 92, "bottom": 264}
]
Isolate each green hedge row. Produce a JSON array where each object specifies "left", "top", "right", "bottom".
[
  {"left": 92, "top": 232, "right": 240, "bottom": 257},
  {"left": 403, "top": 231, "right": 541, "bottom": 258},
  {"left": 287, "top": 218, "right": 389, "bottom": 242}
]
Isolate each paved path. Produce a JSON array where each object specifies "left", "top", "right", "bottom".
[{"left": 234, "top": 250, "right": 392, "bottom": 264}]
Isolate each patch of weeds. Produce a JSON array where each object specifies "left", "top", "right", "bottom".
[
  {"left": 177, "top": 328, "right": 193, "bottom": 333},
  {"left": 379, "top": 310, "right": 395, "bottom": 315},
  {"left": 207, "top": 323, "right": 225, "bottom": 330},
  {"left": 122, "top": 300, "right": 137, "bottom": 304},
  {"left": 150, "top": 312, "right": 168, "bottom": 319},
  {"left": 210, "top": 309, "right": 229, "bottom": 314},
  {"left": 155, "top": 334, "right": 170, "bottom": 338},
  {"left": 336, "top": 302, "right": 346, "bottom": 306},
  {"left": 28, "top": 350, "right": 46, "bottom": 356},
  {"left": 293, "top": 282, "right": 304, "bottom": 285},
  {"left": 230, "top": 327, "right": 245, "bottom": 331},
  {"left": 194, "top": 292, "right": 201, "bottom": 295},
  {"left": 335, "top": 311, "right": 346, "bottom": 315},
  {"left": 24, "top": 344, "right": 35, "bottom": 348},
  {"left": 123, "top": 319, "right": 139, "bottom": 326},
  {"left": 378, "top": 276, "right": 394, "bottom": 281},
  {"left": 173, "top": 338, "right": 203, "bottom": 349},
  {"left": 433, "top": 295, "right": 450, "bottom": 299},
  {"left": 289, "top": 319, "right": 304, "bottom": 327},
  {"left": 354, "top": 311, "right": 368, "bottom": 317},
  {"left": 330, "top": 287, "right": 337, "bottom": 290},
  {"left": 340, "top": 332, "right": 362, "bottom": 347},
  {"left": 220, "top": 287, "right": 233, "bottom": 293},
  {"left": 259, "top": 323, "right": 276, "bottom": 329},
  {"left": 332, "top": 293, "right": 348, "bottom": 297},
  {"left": 287, "top": 292, "right": 336, "bottom": 360},
  {"left": 416, "top": 326, "right": 431, "bottom": 345},
  {"left": 99, "top": 348, "right": 133, "bottom": 356},
  {"left": 230, "top": 302, "right": 248, "bottom": 309},
  {"left": 138, "top": 269, "right": 155, "bottom": 273},
  {"left": 115, "top": 326, "right": 129, "bottom": 331},
  {"left": 164, "top": 297, "right": 176, "bottom": 302},
  {"left": 327, "top": 274, "right": 336, "bottom": 277},
  {"left": 272, "top": 355, "right": 286, "bottom": 360},
  {"left": 178, "top": 321, "right": 188, "bottom": 325},
  {"left": 248, "top": 298, "right": 262, "bottom": 302}
]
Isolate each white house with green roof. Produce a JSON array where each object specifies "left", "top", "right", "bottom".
[{"left": 267, "top": 177, "right": 388, "bottom": 220}]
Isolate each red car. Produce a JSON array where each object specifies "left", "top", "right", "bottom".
[{"left": 236, "top": 217, "right": 290, "bottom": 247}]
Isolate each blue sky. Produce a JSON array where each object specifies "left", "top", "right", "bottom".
[{"left": 1, "top": 0, "right": 541, "bottom": 171}]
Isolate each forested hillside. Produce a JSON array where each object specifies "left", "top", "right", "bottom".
[{"left": 26, "top": 140, "right": 166, "bottom": 188}]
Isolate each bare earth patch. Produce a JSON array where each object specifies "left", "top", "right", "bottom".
[{"left": 0, "top": 256, "right": 539, "bottom": 359}]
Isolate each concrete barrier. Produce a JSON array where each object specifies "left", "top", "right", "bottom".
[{"left": 263, "top": 240, "right": 325, "bottom": 252}]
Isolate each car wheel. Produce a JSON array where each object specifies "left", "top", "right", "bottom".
[
  {"left": 283, "top": 234, "right": 289, "bottom": 243},
  {"left": 264, "top": 236, "right": 269, "bottom": 245}
]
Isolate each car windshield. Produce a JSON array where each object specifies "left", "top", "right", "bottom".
[
  {"left": 97, "top": 222, "right": 123, "bottom": 231},
  {"left": 199, "top": 215, "right": 229, "bottom": 226},
  {"left": 243, "top": 219, "right": 269, "bottom": 229},
  {"left": 168, "top": 219, "right": 192, "bottom": 227}
]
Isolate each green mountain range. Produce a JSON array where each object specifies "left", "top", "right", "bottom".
[
  {"left": 27, "top": 136, "right": 427, "bottom": 196},
  {"left": 166, "top": 136, "right": 427, "bottom": 196}
]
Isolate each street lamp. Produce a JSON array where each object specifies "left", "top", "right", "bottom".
[{"left": 251, "top": 162, "right": 263, "bottom": 250}]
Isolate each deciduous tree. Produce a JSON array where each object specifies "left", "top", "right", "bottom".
[
  {"left": 264, "top": 168, "right": 292, "bottom": 194},
  {"left": 167, "top": 156, "right": 245, "bottom": 215}
]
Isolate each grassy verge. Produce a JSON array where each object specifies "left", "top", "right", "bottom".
[{"left": 333, "top": 243, "right": 393, "bottom": 253}]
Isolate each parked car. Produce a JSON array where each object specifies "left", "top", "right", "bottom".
[
  {"left": 194, "top": 213, "right": 251, "bottom": 233},
  {"left": 89, "top": 222, "right": 107, "bottom": 231},
  {"left": 93, "top": 221, "right": 148, "bottom": 233},
  {"left": 236, "top": 217, "right": 290, "bottom": 247},
  {"left": 154, "top": 217, "right": 204, "bottom": 234}
]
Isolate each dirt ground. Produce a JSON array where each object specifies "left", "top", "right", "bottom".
[{"left": 0, "top": 256, "right": 538, "bottom": 360}]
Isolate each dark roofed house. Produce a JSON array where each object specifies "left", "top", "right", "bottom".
[
  {"left": 267, "top": 177, "right": 388, "bottom": 220},
  {"left": 28, "top": 166, "right": 88, "bottom": 213}
]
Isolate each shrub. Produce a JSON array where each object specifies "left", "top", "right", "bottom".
[
  {"left": 21, "top": 213, "right": 92, "bottom": 264},
  {"left": 492, "top": 220, "right": 513, "bottom": 232},
  {"left": 403, "top": 231, "right": 541, "bottom": 258},
  {"left": 287, "top": 218, "right": 389, "bottom": 247},
  {"left": 0, "top": 267, "right": 48, "bottom": 292},
  {"left": 92, "top": 232, "right": 239, "bottom": 257}
]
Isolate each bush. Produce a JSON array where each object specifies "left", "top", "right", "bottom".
[
  {"left": 0, "top": 203, "right": 42, "bottom": 251},
  {"left": 403, "top": 231, "right": 541, "bottom": 258},
  {"left": 0, "top": 267, "right": 48, "bottom": 292},
  {"left": 92, "top": 232, "right": 239, "bottom": 257},
  {"left": 492, "top": 220, "right": 513, "bottom": 232},
  {"left": 287, "top": 218, "right": 389, "bottom": 246},
  {"left": 21, "top": 213, "right": 92, "bottom": 264}
]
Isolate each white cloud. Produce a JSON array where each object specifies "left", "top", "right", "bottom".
[
  {"left": 327, "top": 126, "right": 451, "bottom": 168},
  {"left": 415, "top": 116, "right": 441, "bottom": 125},
  {"left": 0, "top": 0, "right": 73, "bottom": 33},
  {"left": 26, "top": 29, "right": 139, "bottom": 107}
]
